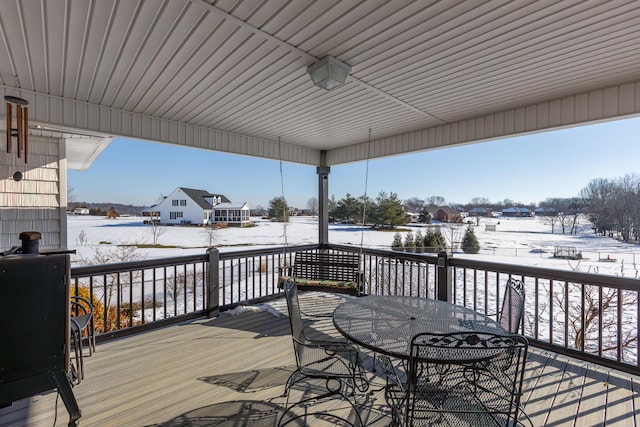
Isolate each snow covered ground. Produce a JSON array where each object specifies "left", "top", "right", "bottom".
[
  {"left": 67, "top": 214, "right": 640, "bottom": 277},
  {"left": 67, "top": 214, "right": 640, "bottom": 363}
]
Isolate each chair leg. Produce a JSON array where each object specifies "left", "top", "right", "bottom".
[
  {"left": 86, "top": 318, "right": 95, "bottom": 356},
  {"left": 278, "top": 377, "right": 364, "bottom": 427},
  {"left": 70, "top": 323, "right": 84, "bottom": 383}
]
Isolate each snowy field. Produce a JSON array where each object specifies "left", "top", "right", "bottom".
[
  {"left": 67, "top": 215, "right": 640, "bottom": 362},
  {"left": 67, "top": 214, "right": 640, "bottom": 277}
]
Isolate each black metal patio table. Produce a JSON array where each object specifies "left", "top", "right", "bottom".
[{"left": 332, "top": 295, "right": 506, "bottom": 360}]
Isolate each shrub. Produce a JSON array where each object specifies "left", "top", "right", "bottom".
[
  {"left": 121, "top": 302, "right": 140, "bottom": 318},
  {"left": 391, "top": 232, "right": 404, "bottom": 251},
  {"left": 461, "top": 225, "right": 480, "bottom": 254},
  {"left": 404, "top": 231, "right": 415, "bottom": 252},
  {"left": 70, "top": 285, "right": 104, "bottom": 333},
  {"left": 414, "top": 230, "right": 425, "bottom": 253},
  {"left": 424, "top": 227, "right": 446, "bottom": 253}
]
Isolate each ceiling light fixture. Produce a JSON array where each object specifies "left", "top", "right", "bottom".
[{"left": 307, "top": 55, "right": 351, "bottom": 91}]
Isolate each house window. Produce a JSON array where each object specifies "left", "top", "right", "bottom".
[
  {"left": 169, "top": 211, "right": 183, "bottom": 220},
  {"left": 180, "top": 199, "right": 186, "bottom": 206},
  {"left": 172, "top": 199, "right": 178, "bottom": 206}
]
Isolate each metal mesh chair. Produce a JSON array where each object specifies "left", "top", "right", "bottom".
[
  {"left": 498, "top": 278, "right": 525, "bottom": 333},
  {"left": 280, "top": 280, "right": 369, "bottom": 426},
  {"left": 382, "top": 332, "right": 528, "bottom": 426},
  {"left": 70, "top": 295, "right": 95, "bottom": 383},
  {"left": 378, "top": 355, "right": 408, "bottom": 426}
]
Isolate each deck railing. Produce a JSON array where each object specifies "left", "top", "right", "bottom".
[{"left": 71, "top": 243, "right": 640, "bottom": 374}]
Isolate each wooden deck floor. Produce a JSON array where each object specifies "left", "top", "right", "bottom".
[{"left": 2, "top": 295, "right": 640, "bottom": 427}]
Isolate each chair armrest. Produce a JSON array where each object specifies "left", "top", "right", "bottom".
[
  {"left": 379, "top": 355, "right": 406, "bottom": 390},
  {"left": 293, "top": 336, "right": 355, "bottom": 353}
]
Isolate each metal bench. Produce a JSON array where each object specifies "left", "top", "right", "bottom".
[{"left": 277, "top": 251, "right": 364, "bottom": 296}]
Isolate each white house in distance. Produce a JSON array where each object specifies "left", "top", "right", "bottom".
[
  {"left": 73, "top": 208, "right": 90, "bottom": 215},
  {"left": 142, "top": 187, "right": 251, "bottom": 227}
]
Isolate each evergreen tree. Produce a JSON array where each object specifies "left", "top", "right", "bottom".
[
  {"left": 335, "top": 193, "right": 362, "bottom": 223},
  {"left": 461, "top": 225, "right": 481, "bottom": 254},
  {"left": 391, "top": 232, "right": 404, "bottom": 251},
  {"left": 373, "top": 191, "right": 409, "bottom": 229},
  {"left": 328, "top": 195, "right": 338, "bottom": 223},
  {"left": 268, "top": 196, "right": 289, "bottom": 222},
  {"left": 424, "top": 227, "right": 446, "bottom": 253},
  {"left": 404, "top": 231, "right": 415, "bottom": 252},
  {"left": 414, "top": 230, "right": 425, "bottom": 253},
  {"left": 359, "top": 195, "right": 375, "bottom": 226},
  {"left": 432, "top": 227, "right": 446, "bottom": 252},
  {"left": 107, "top": 206, "right": 119, "bottom": 218},
  {"left": 419, "top": 209, "right": 432, "bottom": 224},
  {"left": 89, "top": 207, "right": 105, "bottom": 216}
]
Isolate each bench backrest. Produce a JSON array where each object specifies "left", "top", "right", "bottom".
[{"left": 292, "top": 252, "right": 360, "bottom": 283}]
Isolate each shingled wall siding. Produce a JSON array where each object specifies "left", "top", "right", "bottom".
[{"left": 0, "top": 136, "right": 66, "bottom": 251}]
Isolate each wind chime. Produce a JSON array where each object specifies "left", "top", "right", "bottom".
[{"left": 5, "top": 94, "right": 29, "bottom": 164}]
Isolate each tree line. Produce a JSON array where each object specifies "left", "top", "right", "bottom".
[
  {"left": 581, "top": 174, "right": 640, "bottom": 243},
  {"left": 269, "top": 192, "right": 409, "bottom": 228},
  {"left": 527, "top": 173, "right": 640, "bottom": 241},
  {"left": 268, "top": 172, "right": 640, "bottom": 244}
]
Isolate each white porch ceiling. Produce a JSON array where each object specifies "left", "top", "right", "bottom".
[{"left": 1, "top": 0, "right": 640, "bottom": 169}]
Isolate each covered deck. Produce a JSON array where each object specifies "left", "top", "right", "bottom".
[{"left": 2, "top": 295, "right": 639, "bottom": 427}]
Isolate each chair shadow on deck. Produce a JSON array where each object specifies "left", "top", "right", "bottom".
[
  {"left": 142, "top": 397, "right": 390, "bottom": 427},
  {"left": 145, "top": 366, "right": 389, "bottom": 427},
  {"left": 197, "top": 310, "right": 291, "bottom": 337},
  {"left": 199, "top": 366, "right": 296, "bottom": 393},
  {"left": 144, "top": 366, "right": 297, "bottom": 426},
  {"left": 142, "top": 399, "right": 292, "bottom": 427}
]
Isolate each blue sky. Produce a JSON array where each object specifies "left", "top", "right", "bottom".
[{"left": 68, "top": 116, "right": 640, "bottom": 209}]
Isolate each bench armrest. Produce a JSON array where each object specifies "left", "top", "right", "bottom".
[{"left": 278, "top": 265, "right": 293, "bottom": 276}]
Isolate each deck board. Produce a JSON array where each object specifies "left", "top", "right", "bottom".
[{"left": 2, "top": 298, "right": 640, "bottom": 427}]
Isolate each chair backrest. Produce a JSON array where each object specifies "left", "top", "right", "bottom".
[
  {"left": 499, "top": 277, "right": 525, "bottom": 333},
  {"left": 408, "top": 332, "right": 528, "bottom": 425},
  {"left": 70, "top": 295, "right": 93, "bottom": 329},
  {"left": 283, "top": 280, "right": 306, "bottom": 344}
]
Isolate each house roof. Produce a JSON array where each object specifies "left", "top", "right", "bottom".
[
  {"left": 179, "top": 188, "right": 230, "bottom": 210},
  {"left": 3, "top": 1, "right": 640, "bottom": 169},
  {"left": 214, "top": 202, "right": 250, "bottom": 210},
  {"left": 503, "top": 207, "right": 531, "bottom": 213},
  {"left": 436, "top": 207, "right": 460, "bottom": 215},
  {"left": 469, "top": 207, "right": 491, "bottom": 213}
]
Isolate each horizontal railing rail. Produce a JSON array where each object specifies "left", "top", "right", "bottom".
[
  {"left": 71, "top": 254, "right": 210, "bottom": 340},
  {"left": 71, "top": 243, "right": 640, "bottom": 374}
]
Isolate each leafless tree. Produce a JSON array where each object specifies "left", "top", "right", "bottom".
[
  {"left": 76, "top": 230, "right": 87, "bottom": 246},
  {"left": 148, "top": 220, "right": 166, "bottom": 245},
  {"left": 205, "top": 225, "right": 216, "bottom": 247},
  {"left": 68, "top": 186, "right": 76, "bottom": 203},
  {"left": 75, "top": 246, "right": 144, "bottom": 330},
  {"left": 470, "top": 197, "right": 491, "bottom": 205},
  {"left": 425, "top": 195, "right": 446, "bottom": 208},
  {"left": 403, "top": 197, "right": 425, "bottom": 213},
  {"left": 166, "top": 270, "right": 203, "bottom": 302},
  {"left": 553, "top": 260, "right": 639, "bottom": 358},
  {"left": 443, "top": 224, "right": 464, "bottom": 254},
  {"left": 553, "top": 283, "right": 637, "bottom": 354},
  {"left": 307, "top": 197, "right": 318, "bottom": 216}
]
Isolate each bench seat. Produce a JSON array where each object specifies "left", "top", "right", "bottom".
[
  {"left": 277, "top": 276, "right": 359, "bottom": 295},
  {"left": 277, "top": 251, "right": 363, "bottom": 297}
]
